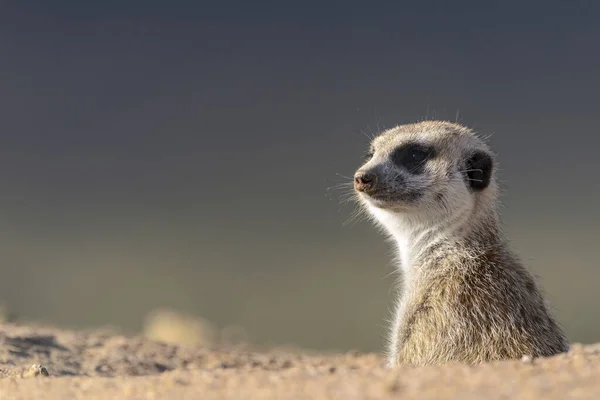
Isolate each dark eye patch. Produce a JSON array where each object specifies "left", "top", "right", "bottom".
[{"left": 391, "top": 143, "right": 436, "bottom": 174}]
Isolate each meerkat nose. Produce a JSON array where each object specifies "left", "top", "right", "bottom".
[{"left": 354, "top": 171, "right": 377, "bottom": 192}]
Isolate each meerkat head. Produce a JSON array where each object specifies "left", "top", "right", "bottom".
[{"left": 354, "top": 121, "right": 497, "bottom": 227}]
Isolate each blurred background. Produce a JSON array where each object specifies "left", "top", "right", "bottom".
[{"left": 0, "top": 1, "right": 598, "bottom": 353}]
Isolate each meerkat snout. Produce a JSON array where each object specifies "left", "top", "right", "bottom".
[{"left": 354, "top": 171, "right": 377, "bottom": 193}]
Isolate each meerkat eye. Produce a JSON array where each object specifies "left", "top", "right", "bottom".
[
  {"left": 410, "top": 149, "right": 429, "bottom": 162},
  {"left": 391, "top": 143, "right": 435, "bottom": 173},
  {"left": 363, "top": 151, "right": 374, "bottom": 163}
]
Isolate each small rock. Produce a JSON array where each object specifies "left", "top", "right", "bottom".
[
  {"left": 21, "top": 364, "right": 49, "bottom": 378},
  {"left": 385, "top": 375, "right": 403, "bottom": 393},
  {"left": 521, "top": 355, "right": 534, "bottom": 364}
]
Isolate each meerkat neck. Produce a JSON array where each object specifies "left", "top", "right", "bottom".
[{"left": 371, "top": 204, "right": 501, "bottom": 277}]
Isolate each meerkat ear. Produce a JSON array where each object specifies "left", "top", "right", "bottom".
[{"left": 465, "top": 151, "right": 493, "bottom": 191}]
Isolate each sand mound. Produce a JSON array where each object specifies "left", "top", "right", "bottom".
[{"left": 0, "top": 323, "right": 598, "bottom": 399}]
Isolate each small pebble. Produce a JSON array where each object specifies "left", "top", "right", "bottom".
[{"left": 521, "top": 355, "right": 534, "bottom": 364}]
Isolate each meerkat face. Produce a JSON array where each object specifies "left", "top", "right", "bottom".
[{"left": 354, "top": 121, "right": 495, "bottom": 218}]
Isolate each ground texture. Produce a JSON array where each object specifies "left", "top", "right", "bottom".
[{"left": 0, "top": 323, "right": 599, "bottom": 399}]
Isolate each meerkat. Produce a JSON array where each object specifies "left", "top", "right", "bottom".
[{"left": 353, "top": 120, "right": 569, "bottom": 366}]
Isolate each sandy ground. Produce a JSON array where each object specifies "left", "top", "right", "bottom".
[{"left": 0, "top": 323, "right": 599, "bottom": 399}]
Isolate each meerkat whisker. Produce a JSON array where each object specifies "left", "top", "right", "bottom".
[{"left": 334, "top": 172, "right": 354, "bottom": 180}]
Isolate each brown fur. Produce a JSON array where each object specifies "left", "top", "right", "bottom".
[{"left": 392, "top": 231, "right": 569, "bottom": 365}]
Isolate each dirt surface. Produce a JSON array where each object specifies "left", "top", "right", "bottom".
[{"left": 0, "top": 323, "right": 599, "bottom": 399}]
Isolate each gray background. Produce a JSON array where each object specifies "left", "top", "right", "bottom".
[{"left": 0, "top": 1, "right": 598, "bottom": 352}]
